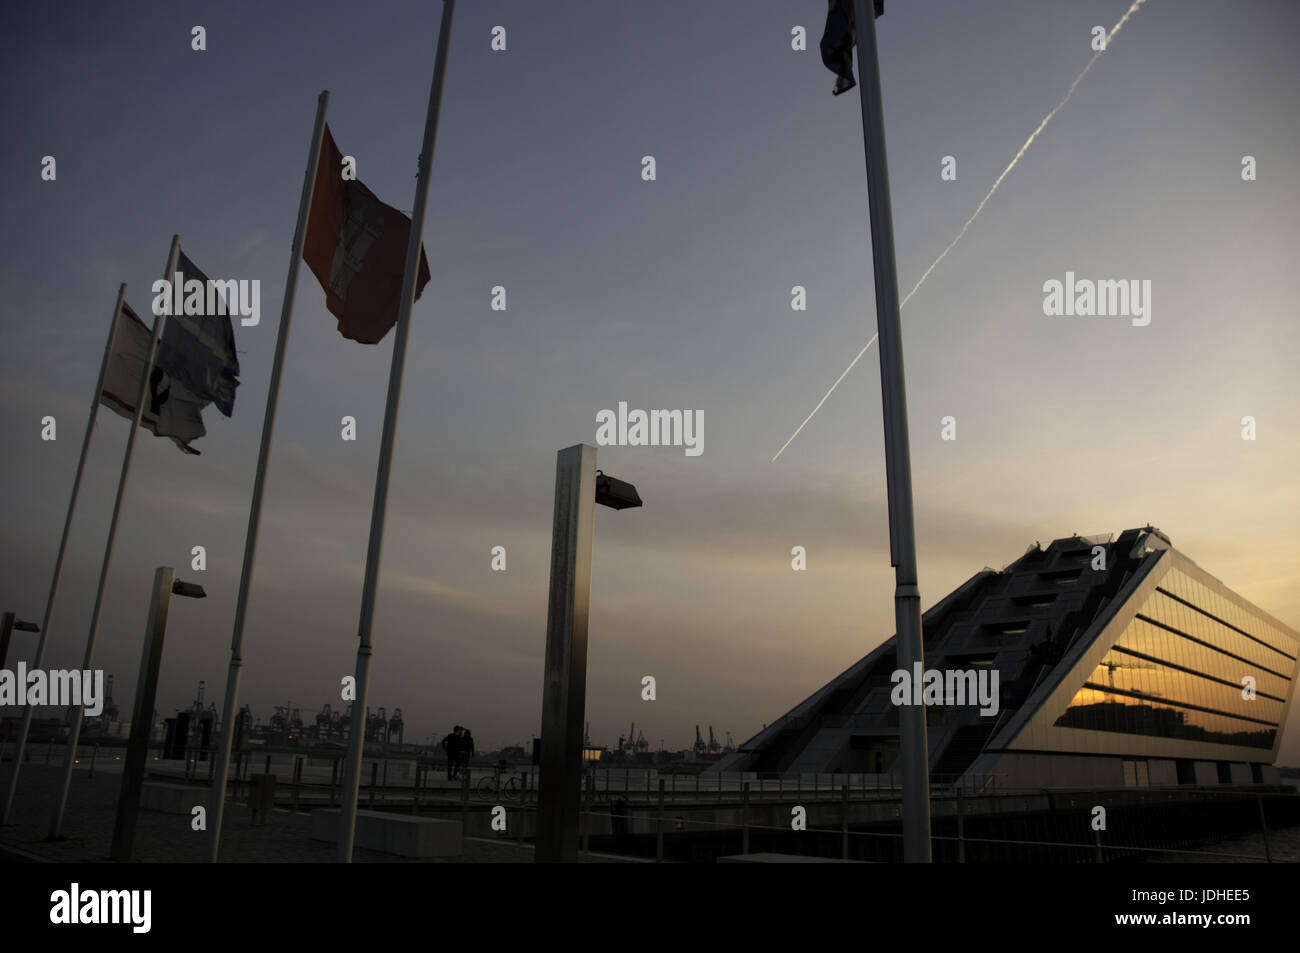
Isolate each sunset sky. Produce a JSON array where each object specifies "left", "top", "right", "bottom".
[{"left": 2, "top": 0, "right": 1297, "bottom": 762}]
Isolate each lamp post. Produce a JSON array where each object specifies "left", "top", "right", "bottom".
[
  {"left": 534, "top": 445, "right": 641, "bottom": 863},
  {"left": 110, "top": 568, "right": 206, "bottom": 861},
  {"left": 0, "top": 614, "right": 38, "bottom": 768},
  {"left": 0, "top": 613, "right": 40, "bottom": 671}
]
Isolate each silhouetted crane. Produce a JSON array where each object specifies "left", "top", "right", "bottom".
[{"left": 316, "top": 704, "right": 334, "bottom": 739}]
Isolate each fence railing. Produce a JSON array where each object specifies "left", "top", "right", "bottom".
[{"left": 6, "top": 739, "right": 1296, "bottom": 863}]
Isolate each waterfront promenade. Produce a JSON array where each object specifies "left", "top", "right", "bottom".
[{"left": 0, "top": 762, "right": 632, "bottom": 863}]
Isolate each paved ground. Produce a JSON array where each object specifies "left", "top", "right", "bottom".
[{"left": 0, "top": 763, "right": 635, "bottom": 863}]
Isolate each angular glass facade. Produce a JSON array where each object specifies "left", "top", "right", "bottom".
[
  {"left": 723, "top": 529, "right": 1298, "bottom": 786},
  {"left": 1055, "top": 568, "right": 1297, "bottom": 751}
]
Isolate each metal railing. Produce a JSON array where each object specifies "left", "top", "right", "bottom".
[{"left": 8, "top": 740, "right": 1295, "bottom": 863}]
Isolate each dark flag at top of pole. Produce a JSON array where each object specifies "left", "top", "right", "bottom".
[
  {"left": 155, "top": 249, "right": 241, "bottom": 417},
  {"left": 302, "top": 125, "right": 432, "bottom": 344},
  {"left": 821, "top": 0, "right": 884, "bottom": 96}
]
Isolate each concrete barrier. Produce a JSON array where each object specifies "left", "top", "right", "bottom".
[
  {"left": 310, "top": 809, "right": 462, "bottom": 858},
  {"left": 718, "top": 852, "right": 867, "bottom": 863},
  {"left": 140, "top": 782, "right": 210, "bottom": 815}
]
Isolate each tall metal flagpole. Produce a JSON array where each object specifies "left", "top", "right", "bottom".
[
  {"left": 206, "top": 90, "right": 330, "bottom": 863},
  {"left": 0, "top": 284, "right": 127, "bottom": 826},
  {"left": 48, "top": 236, "right": 180, "bottom": 840},
  {"left": 337, "top": 0, "right": 455, "bottom": 863},
  {"left": 851, "top": 0, "right": 931, "bottom": 861}
]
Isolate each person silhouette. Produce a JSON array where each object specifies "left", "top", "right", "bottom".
[
  {"left": 441, "top": 726, "right": 463, "bottom": 780},
  {"left": 458, "top": 728, "right": 475, "bottom": 774}
]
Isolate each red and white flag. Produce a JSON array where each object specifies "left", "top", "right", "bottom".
[
  {"left": 302, "top": 125, "right": 432, "bottom": 344},
  {"left": 99, "top": 303, "right": 205, "bottom": 455}
]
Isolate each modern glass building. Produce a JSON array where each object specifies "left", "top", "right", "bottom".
[{"left": 716, "top": 527, "right": 1298, "bottom": 789}]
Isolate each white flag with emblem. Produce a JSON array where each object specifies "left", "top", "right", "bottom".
[{"left": 99, "top": 302, "right": 205, "bottom": 455}]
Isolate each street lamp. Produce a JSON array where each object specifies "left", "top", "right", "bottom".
[
  {"left": 594, "top": 471, "right": 642, "bottom": 510},
  {"left": 110, "top": 567, "right": 206, "bottom": 861},
  {"left": 0, "top": 613, "right": 40, "bottom": 670},
  {"left": 535, "top": 445, "right": 641, "bottom": 863}
]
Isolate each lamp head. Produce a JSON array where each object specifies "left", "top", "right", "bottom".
[
  {"left": 172, "top": 581, "right": 207, "bottom": 599},
  {"left": 595, "top": 470, "right": 643, "bottom": 510}
]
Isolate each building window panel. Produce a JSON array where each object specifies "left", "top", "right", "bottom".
[
  {"left": 1056, "top": 682, "right": 1277, "bottom": 749},
  {"left": 1210, "top": 675, "right": 1226, "bottom": 714},
  {"left": 1059, "top": 570, "right": 1292, "bottom": 755}
]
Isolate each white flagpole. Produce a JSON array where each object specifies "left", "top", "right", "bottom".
[
  {"left": 0, "top": 284, "right": 127, "bottom": 825},
  {"left": 337, "top": 0, "right": 455, "bottom": 863},
  {"left": 206, "top": 91, "right": 330, "bottom": 862},
  {"left": 48, "top": 236, "right": 180, "bottom": 839},
  {"left": 852, "top": 1, "right": 931, "bottom": 861}
]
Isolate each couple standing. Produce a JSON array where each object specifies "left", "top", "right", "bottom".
[{"left": 441, "top": 725, "right": 475, "bottom": 780}]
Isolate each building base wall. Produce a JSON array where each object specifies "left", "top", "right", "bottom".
[
  {"left": 1147, "top": 759, "right": 1178, "bottom": 786},
  {"left": 986, "top": 752, "right": 1125, "bottom": 788},
  {"left": 982, "top": 752, "right": 1279, "bottom": 789},
  {"left": 1193, "top": 761, "right": 1219, "bottom": 785}
]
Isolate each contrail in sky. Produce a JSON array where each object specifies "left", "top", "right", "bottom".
[{"left": 771, "top": 0, "right": 1149, "bottom": 463}]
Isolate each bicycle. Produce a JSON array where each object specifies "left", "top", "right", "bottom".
[{"left": 476, "top": 761, "right": 523, "bottom": 801}]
